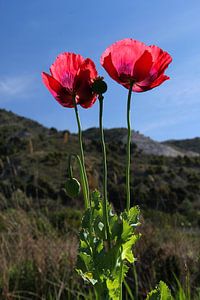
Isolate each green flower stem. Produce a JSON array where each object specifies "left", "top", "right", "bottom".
[
  {"left": 68, "top": 154, "right": 88, "bottom": 209},
  {"left": 126, "top": 81, "right": 134, "bottom": 211},
  {"left": 73, "top": 96, "right": 90, "bottom": 208},
  {"left": 99, "top": 95, "right": 110, "bottom": 247},
  {"left": 94, "top": 286, "right": 101, "bottom": 300},
  {"left": 119, "top": 246, "right": 123, "bottom": 300},
  {"left": 67, "top": 154, "right": 73, "bottom": 178}
]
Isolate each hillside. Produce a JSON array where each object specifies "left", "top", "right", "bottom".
[
  {"left": 0, "top": 108, "right": 48, "bottom": 135},
  {"left": 1, "top": 109, "right": 200, "bottom": 299},
  {"left": 163, "top": 138, "right": 200, "bottom": 154},
  {"left": 84, "top": 127, "right": 200, "bottom": 157},
  {"left": 0, "top": 108, "right": 200, "bottom": 220}
]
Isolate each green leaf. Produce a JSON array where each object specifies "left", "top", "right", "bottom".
[
  {"left": 106, "top": 264, "right": 129, "bottom": 300},
  {"left": 91, "top": 190, "right": 101, "bottom": 209},
  {"left": 121, "top": 219, "right": 132, "bottom": 241},
  {"left": 127, "top": 206, "right": 140, "bottom": 226},
  {"left": 94, "top": 216, "right": 105, "bottom": 239},
  {"left": 81, "top": 209, "right": 92, "bottom": 230},
  {"left": 77, "top": 251, "right": 92, "bottom": 273},
  {"left": 107, "top": 277, "right": 120, "bottom": 300},
  {"left": 122, "top": 235, "right": 138, "bottom": 263},
  {"left": 94, "top": 243, "right": 120, "bottom": 271},
  {"left": 110, "top": 215, "right": 123, "bottom": 240},
  {"left": 76, "top": 269, "right": 98, "bottom": 285},
  {"left": 98, "top": 221, "right": 104, "bottom": 231},
  {"left": 76, "top": 192, "right": 141, "bottom": 298},
  {"left": 146, "top": 281, "right": 173, "bottom": 300}
]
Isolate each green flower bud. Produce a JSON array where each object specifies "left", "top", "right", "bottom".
[
  {"left": 65, "top": 177, "right": 81, "bottom": 198},
  {"left": 92, "top": 77, "right": 107, "bottom": 94}
]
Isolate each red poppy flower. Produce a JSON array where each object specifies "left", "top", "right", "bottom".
[
  {"left": 101, "top": 39, "right": 172, "bottom": 92},
  {"left": 42, "top": 53, "right": 98, "bottom": 108}
]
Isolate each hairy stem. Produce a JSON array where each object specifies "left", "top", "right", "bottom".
[
  {"left": 99, "top": 95, "right": 110, "bottom": 246},
  {"left": 126, "top": 82, "right": 134, "bottom": 211},
  {"left": 73, "top": 96, "right": 90, "bottom": 208},
  {"left": 119, "top": 246, "right": 123, "bottom": 300}
]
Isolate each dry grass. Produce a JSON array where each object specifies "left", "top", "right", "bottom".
[
  {"left": 134, "top": 213, "right": 200, "bottom": 298},
  {"left": 0, "top": 207, "right": 200, "bottom": 299},
  {"left": 0, "top": 208, "right": 78, "bottom": 299}
]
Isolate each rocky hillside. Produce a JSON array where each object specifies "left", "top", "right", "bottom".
[
  {"left": 1, "top": 109, "right": 199, "bottom": 157},
  {"left": 0, "top": 109, "right": 200, "bottom": 225},
  {"left": 163, "top": 138, "right": 200, "bottom": 155},
  {"left": 84, "top": 127, "right": 199, "bottom": 157}
]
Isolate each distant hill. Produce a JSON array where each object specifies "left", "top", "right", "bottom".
[
  {"left": 1, "top": 109, "right": 199, "bottom": 157},
  {"left": 84, "top": 127, "right": 199, "bottom": 157},
  {"left": 0, "top": 108, "right": 200, "bottom": 225},
  {"left": 0, "top": 108, "right": 48, "bottom": 135},
  {"left": 163, "top": 138, "right": 200, "bottom": 155}
]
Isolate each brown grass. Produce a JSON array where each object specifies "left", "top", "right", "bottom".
[{"left": 0, "top": 208, "right": 78, "bottom": 299}]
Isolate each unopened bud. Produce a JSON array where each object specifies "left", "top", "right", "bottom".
[
  {"left": 92, "top": 77, "right": 107, "bottom": 94},
  {"left": 65, "top": 177, "right": 81, "bottom": 198}
]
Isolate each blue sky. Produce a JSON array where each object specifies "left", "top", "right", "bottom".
[{"left": 0, "top": 0, "right": 200, "bottom": 141}]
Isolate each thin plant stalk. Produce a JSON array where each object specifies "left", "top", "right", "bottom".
[
  {"left": 126, "top": 81, "right": 134, "bottom": 211},
  {"left": 124, "top": 279, "right": 135, "bottom": 300},
  {"left": 119, "top": 246, "right": 123, "bottom": 300},
  {"left": 98, "top": 95, "right": 110, "bottom": 246},
  {"left": 72, "top": 95, "right": 90, "bottom": 208}
]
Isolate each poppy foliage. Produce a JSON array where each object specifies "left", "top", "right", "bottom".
[
  {"left": 42, "top": 53, "right": 98, "bottom": 108},
  {"left": 101, "top": 38, "right": 172, "bottom": 92}
]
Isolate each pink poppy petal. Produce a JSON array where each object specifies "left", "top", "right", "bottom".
[
  {"left": 106, "top": 39, "right": 147, "bottom": 76},
  {"left": 75, "top": 58, "right": 98, "bottom": 90},
  {"left": 100, "top": 52, "right": 121, "bottom": 83},
  {"left": 133, "top": 74, "right": 170, "bottom": 92},
  {"left": 79, "top": 94, "right": 97, "bottom": 108},
  {"left": 74, "top": 58, "right": 97, "bottom": 108},
  {"left": 133, "top": 50, "right": 153, "bottom": 82},
  {"left": 149, "top": 45, "right": 172, "bottom": 77},
  {"left": 149, "top": 74, "right": 170, "bottom": 89},
  {"left": 41, "top": 72, "right": 73, "bottom": 107},
  {"left": 50, "top": 52, "right": 84, "bottom": 90}
]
